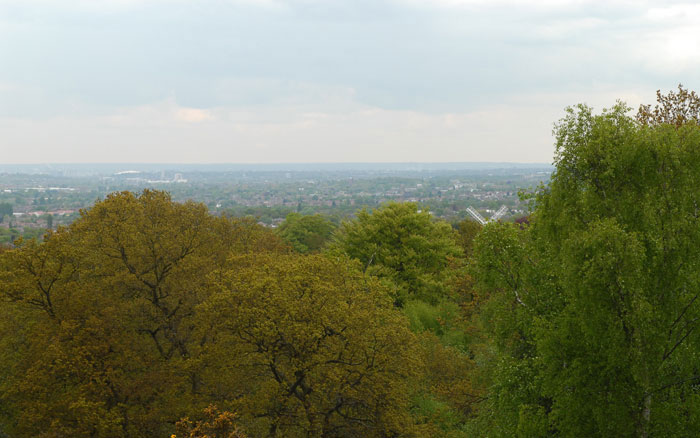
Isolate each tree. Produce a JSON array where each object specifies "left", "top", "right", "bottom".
[
  {"left": 455, "top": 218, "right": 482, "bottom": 260},
  {"left": 330, "top": 204, "right": 480, "bottom": 435},
  {"left": 330, "top": 202, "right": 463, "bottom": 306},
  {"left": 636, "top": 84, "right": 700, "bottom": 127},
  {"left": 0, "top": 203, "right": 11, "bottom": 223},
  {"left": 467, "top": 221, "right": 541, "bottom": 437},
  {"left": 471, "top": 89, "right": 700, "bottom": 437},
  {"left": 197, "top": 253, "right": 421, "bottom": 438},
  {"left": 0, "top": 190, "right": 288, "bottom": 438},
  {"left": 176, "top": 406, "right": 247, "bottom": 438},
  {"left": 276, "top": 213, "right": 336, "bottom": 254}
]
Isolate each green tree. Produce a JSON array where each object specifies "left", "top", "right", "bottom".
[
  {"left": 330, "top": 202, "right": 462, "bottom": 306},
  {"left": 0, "top": 227, "right": 20, "bottom": 245},
  {"left": 0, "top": 190, "right": 288, "bottom": 438},
  {"left": 331, "top": 204, "right": 480, "bottom": 435},
  {"left": 455, "top": 218, "right": 482, "bottom": 260},
  {"left": 197, "top": 253, "right": 421, "bottom": 438},
  {"left": 276, "top": 213, "right": 336, "bottom": 253},
  {"left": 0, "top": 203, "right": 11, "bottom": 223},
  {"left": 471, "top": 88, "right": 700, "bottom": 437}
]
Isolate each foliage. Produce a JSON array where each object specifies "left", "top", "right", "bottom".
[
  {"left": 404, "top": 300, "right": 469, "bottom": 349},
  {"left": 0, "top": 203, "right": 11, "bottom": 222},
  {"left": 198, "top": 253, "right": 422, "bottom": 438},
  {"left": 11, "top": 88, "right": 700, "bottom": 437},
  {"left": 0, "top": 190, "right": 288, "bottom": 437},
  {"left": 276, "top": 212, "right": 336, "bottom": 253},
  {"left": 637, "top": 84, "right": 700, "bottom": 127},
  {"left": 330, "top": 202, "right": 463, "bottom": 306},
  {"left": 176, "top": 406, "right": 247, "bottom": 438},
  {"left": 471, "top": 90, "right": 700, "bottom": 436},
  {"left": 330, "top": 202, "right": 483, "bottom": 436},
  {"left": 454, "top": 218, "right": 482, "bottom": 259},
  {"left": 0, "top": 226, "right": 20, "bottom": 245}
]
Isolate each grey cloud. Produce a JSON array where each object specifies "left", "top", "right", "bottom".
[
  {"left": 0, "top": 0, "right": 699, "bottom": 163},
  {"left": 4, "top": 0, "right": 690, "bottom": 115}
]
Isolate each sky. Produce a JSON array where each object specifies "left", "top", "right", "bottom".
[{"left": 1, "top": 0, "right": 699, "bottom": 164}]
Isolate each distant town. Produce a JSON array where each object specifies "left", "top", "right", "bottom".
[{"left": 0, "top": 163, "right": 551, "bottom": 244}]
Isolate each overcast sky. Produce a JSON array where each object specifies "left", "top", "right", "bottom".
[{"left": 1, "top": 0, "right": 698, "bottom": 164}]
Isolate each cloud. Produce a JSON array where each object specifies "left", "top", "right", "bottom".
[
  {"left": 639, "top": 4, "right": 700, "bottom": 72},
  {"left": 175, "top": 107, "right": 213, "bottom": 123},
  {"left": 2, "top": 0, "right": 694, "bottom": 113},
  {"left": 0, "top": 97, "right": 571, "bottom": 164},
  {"left": 1, "top": 0, "right": 699, "bottom": 163}
]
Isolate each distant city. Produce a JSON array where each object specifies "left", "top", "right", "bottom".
[{"left": 0, "top": 162, "right": 552, "bottom": 244}]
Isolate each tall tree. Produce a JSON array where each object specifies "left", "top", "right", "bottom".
[
  {"left": 331, "top": 203, "right": 480, "bottom": 435},
  {"left": 471, "top": 87, "right": 700, "bottom": 437},
  {"left": 276, "top": 213, "right": 336, "bottom": 254},
  {"left": 198, "top": 253, "right": 421, "bottom": 438},
  {"left": 330, "top": 202, "right": 462, "bottom": 306},
  {"left": 455, "top": 218, "right": 482, "bottom": 260},
  {"left": 0, "top": 202, "right": 12, "bottom": 223},
  {"left": 0, "top": 190, "right": 288, "bottom": 437}
]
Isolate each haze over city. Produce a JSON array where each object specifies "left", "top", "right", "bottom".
[{"left": 2, "top": 0, "right": 698, "bottom": 163}]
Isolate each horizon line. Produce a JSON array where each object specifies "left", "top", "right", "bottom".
[{"left": 1, "top": 161, "right": 553, "bottom": 166}]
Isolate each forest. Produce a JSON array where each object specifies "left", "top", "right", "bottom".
[{"left": 1, "top": 87, "right": 700, "bottom": 437}]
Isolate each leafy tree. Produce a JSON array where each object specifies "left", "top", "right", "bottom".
[
  {"left": 637, "top": 84, "right": 700, "bottom": 127},
  {"left": 410, "top": 333, "right": 484, "bottom": 437},
  {"left": 0, "top": 203, "right": 11, "bottom": 223},
  {"left": 176, "top": 406, "right": 247, "bottom": 438},
  {"left": 467, "top": 221, "right": 542, "bottom": 437},
  {"left": 454, "top": 219, "right": 482, "bottom": 260},
  {"left": 331, "top": 203, "right": 481, "bottom": 436},
  {"left": 471, "top": 88, "right": 700, "bottom": 437},
  {"left": 0, "top": 190, "right": 288, "bottom": 438},
  {"left": 330, "top": 202, "right": 462, "bottom": 306},
  {"left": 197, "top": 253, "right": 421, "bottom": 438},
  {"left": 0, "top": 226, "right": 20, "bottom": 245},
  {"left": 276, "top": 213, "right": 336, "bottom": 253}
]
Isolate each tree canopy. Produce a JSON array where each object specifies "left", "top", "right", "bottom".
[
  {"left": 0, "top": 190, "right": 289, "bottom": 437},
  {"left": 330, "top": 202, "right": 462, "bottom": 306},
  {"left": 470, "top": 87, "right": 700, "bottom": 437},
  {"left": 198, "top": 253, "right": 421, "bottom": 438},
  {"left": 0, "top": 191, "right": 425, "bottom": 438},
  {"left": 276, "top": 212, "right": 336, "bottom": 253}
]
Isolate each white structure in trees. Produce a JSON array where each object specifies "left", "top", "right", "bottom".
[{"left": 466, "top": 205, "right": 508, "bottom": 225}]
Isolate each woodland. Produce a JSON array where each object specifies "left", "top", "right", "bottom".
[{"left": 1, "top": 87, "right": 700, "bottom": 437}]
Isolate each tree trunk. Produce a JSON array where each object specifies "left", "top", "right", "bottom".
[{"left": 640, "top": 394, "right": 651, "bottom": 438}]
